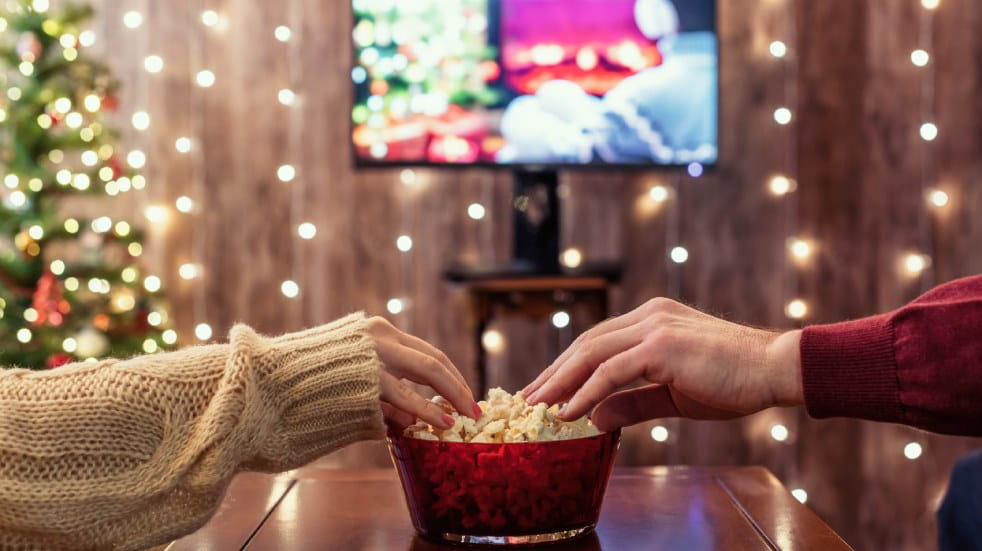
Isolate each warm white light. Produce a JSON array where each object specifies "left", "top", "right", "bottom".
[
  {"left": 175, "top": 195, "right": 195, "bottom": 212},
  {"left": 551, "top": 311, "right": 571, "bottom": 329},
  {"left": 54, "top": 97, "right": 72, "bottom": 113},
  {"left": 121, "top": 267, "right": 138, "bottom": 283},
  {"left": 65, "top": 112, "right": 83, "bottom": 128},
  {"left": 84, "top": 94, "right": 100, "bottom": 112},
  {"left": 786, "top": 299, "right": 808, "bottom": 319},
  {"left": 147, "top": 311, "right": 163, "bottom": 326},
  {"left": 62, "top": 337, "right": 77, "bottom": 353},
  {"left": 144, "top": 55, "right": 164, "bottom": 73},
  {"left": 910, "top": 49, "right": 930, "bottom": 67},
  {"left": 789, "top": 238, "right": 812, "bottom": 260},
  {"left": 927, "top": 189, "right": 949, "bottom": 208},
  {"left": 175, "top": 137, "right": 192, "bottom": 153},
  {"left": 142, "top": 339, "right": 159, "bottom": 353},
  {"left": 131, "top": 111, "right": 150, "bottom": 130},
  {"left": 387, "top": 298, "right": 404, "bottom": 314},
  {"left": 920, "top": 123, "right": 938, "bottom": 141},
  {"left": 770, "top": 423, "right": 789, "bottom": 442},
  {"left": 162, "top": 330, "right": 178, "bottom": 345},
  {"left": 298, "top": 222, "right": 318, "bottom": 240},
  {"left": 467, "top": 203, "right": 486, "bottom": 220},
  {"left": 649, "top": 185, "right": 669, "bottom": 202},
  {"left": 145, "top": 205, "right": 168, "bottom": 223},
  {"left": 78, "top": 30, "right": 95, "bottom": 47},
  {"left": 791, "top": 488, "right": 808, "bottom": 503},
  {"left": 561, "top": 247, "right": 583, "bottom": 268},
  {"left": 769, "top": 41, "right": 787, "bottom": 58},
  {"left": 921, "top": 0, "right": 939, "bottom": 9},
  {"left": 114, "top": 221, "right": 131, "bottom": 236},
  {"left": 195, "top": 323, "right": 213, "bottom": 341},
  {"left": 27, "top": 225, "right": 44, "bottom": 240},
  {"left": 127, "top": 150, "right": 147, "bottom": 169},
  {"left": 275, "top": 25, "right": 292, "bottom": 42},
  {"left": 196, "top": 70, "right": 216, "bottom": 88},
  {"left": 81, "top": 150, "right": 98, "bottom": 166},
  {"left": 123, "top": 10, "right": 143, "bottom": 29},
  {"left": 774, "top": 107, "right": 792, "bottom": 125},
  {"left": 17, "top": 328, "right": 32, "bottom": 343},
  {"left": 277, "top": 164, "right": 296, "bottom": 182},
  {"left": 650, "top": 425, "right": 669, "bottom": 442},
  {"left": 399, "top": 169, "right": 416, "bottom": 185},
  {"left": 904, "top": 442, "right": 923, "bottom": 460},
  {"left": 396, "top": 234, "right": 413, "bottom": 252},
  {"left": 481, "top": 329, "right": 504, "bottom": 354},
  {"left": 143, "top": 276, "right": 162, "bottom": 293},
  {"left": 90, "top": 216, "right": 112, "bottom": 233},
  {"left": 18, "top": 61, "right": 34, "bottom": 76},
  {"left": 201, "top": 10, "right": 219, "bottom": 27},
  {"left": 23, "top": 308, "right": 38, "bottom": 323},
  {"left": 281, "top": 280, "right": 300, "bottom": 298},
  {"left": 278, "top": 88, "right": 296, "bottom": 106},
  {"left": 179, "top": 263, "right": 200, "bottom": 280},
  {"left": 670, "top": 246, "right": 689, "bottom": 264},
  {"left": 64, "top": 219, "right": 80, "bottom": 233},
  {"left": 31, "top": 0, "right": 48, "bottom": 12},
  {"left": 769, "top": 175, "right": 796, "bottom": 196},
  {"left": 50, "top": 260, "right": 65, "bottom": 275},
  {"left": 904, "top": 253, "right": 930, "bottom": 275},
  {"left": 72, "top": 173, "right": 90, "bottom": 191}
]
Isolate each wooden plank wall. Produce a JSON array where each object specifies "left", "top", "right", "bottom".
[{"left": 77, "top": 0, "right": 982, "bottom": 548}]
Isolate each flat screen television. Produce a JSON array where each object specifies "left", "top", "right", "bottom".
[{"left": 351, "top": 0, "right": 717, "bottom": 168}]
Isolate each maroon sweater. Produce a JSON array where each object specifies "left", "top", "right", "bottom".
[{"left": 801, "top": 275, "right": 982, "bottom": 436}]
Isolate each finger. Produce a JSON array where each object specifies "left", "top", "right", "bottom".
[
  {"left": 530, "top": 324, "right": 647, "bottom": 407},
  {"left": 560, "top": 342, "right": 654, "bottom": 420},
  {"left": 398, "top": 332, "right": 470, "bottom": 391},
  {"left": 589, "top": 385, "right": 680, "bottom": 431},
  {"left": 380, "top": 371, "right": 455, "bottom": 429},
  {"left": 524, "top": 304, "right": 657, "bottom": 398},
  {"left": 379, "top": 340, "right": 480, "bottom": 419},
  {"left": 381, "top": 401, "right": 416, "bottom": 431}
]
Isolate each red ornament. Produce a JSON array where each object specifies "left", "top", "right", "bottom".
[
  {"left": 46, "top": 353, "right": 72, "bottom": 369},
  {"left": 32, "top": 272, "right": 65, "bottom": 327},
  {"left": 108, "top": 156, "right": 125, "bottom": 179},
  {"left": 101, "top": 94, "right": 119, "bottom": 112}
]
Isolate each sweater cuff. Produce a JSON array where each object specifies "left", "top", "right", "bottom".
[
  {"left": 247, "top": 313, "right": 385, "bottom": 468},
  {"left": 800, "top": 312, "right": 904, "bottom": 423}
]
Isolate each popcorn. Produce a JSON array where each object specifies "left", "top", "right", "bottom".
[{"left": 404, "top": 387, "right": 601, "bottom": 442}]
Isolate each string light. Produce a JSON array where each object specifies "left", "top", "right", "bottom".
[
  {"left": 387, "top": 298, "right": 404, "bottom": 314},
  {"left": 769, "top": 40, "right": 787, "bottom": 58},
  {"left": 768, "top": 175, "right": 796, "bottom": 195},
  {"left": 78, "top": 31, "right": 95, "bottom": 47},
  {"left": 162, "top": 330, "right": 178, "bottom": 345},
  {"left": 926, "top": 189, "right": 949, "bottom": 208},
  {"left": 649, "top": 185, "right": 669, "bottom": 202},
  {"left": 131, "top": 111, "right": 150, "bottom": 130},
  {"left": 143, "top": 276, "right": 162, "bottom": 293},
  {"left": 551, "top": 311, "right": 571, "bottom": 329},
  {"left": 127, "top": 150, "right": 147, "bottom": 169},
  {"left": 919, "top": 122, "right": 938, "bottom": 141},
  {"left": 277, "top": 164, "right": 296, "bottom": 182},
  {"left": 144, "top": 55, "right": 164, "bottom": 73},
  {"left": 201, "top": 10, "right": 219, "bottom": 27},
  {"left": 298, "top": 222, "right": 317, "bottom": 239},
  {"left": 123, "top": 10, "right": 143, "bottom": 29},
  {"left": 274, "top": 25, "right": 292, "bottom": 42},
  {"left": 903, "top": 253, "right": 930, "bottom": 275},
  {"left": 670, "top": 246, "right": 689, "bottom": 264},
  {"left": 50, "top": 260, "right": 65, "bottom": 275},
  {"left": 921, "top": 0, "right": 939, "bottom": 9},
  {"left": 650, "top": 425, "right": 669, "bottom": 442},
  {"left": 396, "top": 234, "right": 413, "bottom": 252},
  {"left": 399, "top": 169, "right": 416, "bottom": 185},
  {"left": 281, "top": 280, "right": 300, "bottom": 298},
  {"left": 788, "top": 238, "right": 813, "bottom": 260},
  {"left": 467, "top": 203, "right": 486, "bottom": 220},
  {"left": 175, "top": 137, "right": 192, "bottom": 153},
  {"left": 278, "top": 88, "right": 296, "bottom": 106},
  {"left": 791, "top": 488, "right": 808, "bottom": 503},
  {"left": 773, "top": 107, "right": 792, "bottom": 125},
  {"left": 196, "top": 70, "right": 216, "bottom": 88},
  {"left": 16, "top": 328, "right": 32, "bottom": 343},
  {"left": 785, "top": 299, "right": 808, "bottom": 320},
  {"left": 560, "top": 247, "right": 583, "bottom": 268},
  {"left": 179, "top": 263, "right": 200, "bottom": 280},
  {"left": 904, "top": 442, "right": 923, "bottom": 460},
  {"left": 65, "top": 112, "right": 83, "bottom": 128},
  {"left": 195, "top": 323, "right": 213, "bottom": 341},
  {"left": 910, "top": 49, "right": 930, "bottom": 67},
  {"left": 84, "top": 94, "right": 100, "bottom": 112},
  {"left": 62, "top": 338, "right": 77, "bottom": 353},
  {"left": 770, "top": 423, "right": 790, "bottom": 442},
  {"left": 481, "top": 329, "right": 504, "bottom": 354},
  {"left": 144, "top": 205, "right": 168, "bottom": 223}
]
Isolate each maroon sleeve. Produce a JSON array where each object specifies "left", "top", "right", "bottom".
[{"left": 800, "top": 275, "right": 982, "bottom": 436}]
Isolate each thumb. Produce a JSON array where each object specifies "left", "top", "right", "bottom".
[{"left": 590, "top": 385, "right": 679, "bottom": 432}]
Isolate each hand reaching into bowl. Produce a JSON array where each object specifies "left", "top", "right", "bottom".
[
  {"left": 367, "top": 316, "right": 481, "bottom": 431},
  {"left": 522, "top": 298, "right": 804, "bottom": 432}
]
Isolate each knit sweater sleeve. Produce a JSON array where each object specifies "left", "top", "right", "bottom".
[
  {"left": 0, "top": 312, "right": 385, "bottom": 551},
  {"left": 800, "top": 275, "right": 982, "bottom": 436}
]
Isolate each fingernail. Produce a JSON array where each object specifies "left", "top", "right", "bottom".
[
  {"left": 440, "top": 413, "right": 455, "bottom": 429},
  {"left": 472, "top": 403, "right": 483, "bottom": 417},
  {"left": 557, "top": 404, "right": 569, "bottom": 418},
  {"left": 526, "top": 392, "right": 539, "bottom": 404}
]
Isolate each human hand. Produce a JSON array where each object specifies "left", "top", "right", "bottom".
[
  {"left": 522, "top": 298, "right": 803, "bottom": 432},
  {"left": 366, "top": 317, "right": 482, "bottom": 431}
]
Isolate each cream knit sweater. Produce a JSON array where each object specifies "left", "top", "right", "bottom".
[{"left": 0, "top": 313, "right": 385, "bottom": 551}]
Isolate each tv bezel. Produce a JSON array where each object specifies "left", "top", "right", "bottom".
[{"left": 349, "top": 0, "right": 720, "bottom": 172}]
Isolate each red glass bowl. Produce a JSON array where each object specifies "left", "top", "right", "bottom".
[{"left": 387, "top": 428, "right": 620, "bottom": 546}]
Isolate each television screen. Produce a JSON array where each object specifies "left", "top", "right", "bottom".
[{"left": 351, "top": 0, "right": 717, "bottom": 167}]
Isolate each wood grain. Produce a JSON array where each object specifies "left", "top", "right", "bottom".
[{"left": 77, "top": 0, "right": 982, "bottom": 548}]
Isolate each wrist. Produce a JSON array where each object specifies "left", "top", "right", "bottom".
[{"left": 765, "top": 329, "right": 804, "bottom": 406}]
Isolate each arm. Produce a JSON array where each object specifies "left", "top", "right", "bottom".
[
  {"left": 0, "top": 313, "right": 477, "bottom": 551},
  {"left": 802, "top": 275, "right": 982, "bottom": 436}
]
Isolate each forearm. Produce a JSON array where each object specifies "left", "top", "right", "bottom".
[{"left": 0, "top": 313, "right": 383, "bottom": 550}]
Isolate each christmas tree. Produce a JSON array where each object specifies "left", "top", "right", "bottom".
[{"left": 0, "top": 0, "right": 173, "bottom": 369}]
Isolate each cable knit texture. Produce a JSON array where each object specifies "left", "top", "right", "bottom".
[{"left": 0, "top": 312, "right": 384, "bottom": 550}]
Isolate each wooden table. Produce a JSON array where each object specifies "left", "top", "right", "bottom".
[{"left": 166, "top": 467, "right": 852, "bottom": 551}]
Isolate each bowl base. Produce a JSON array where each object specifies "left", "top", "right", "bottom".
[{"left": 435, "top": 525, "right": 594, "bottom": 546}]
